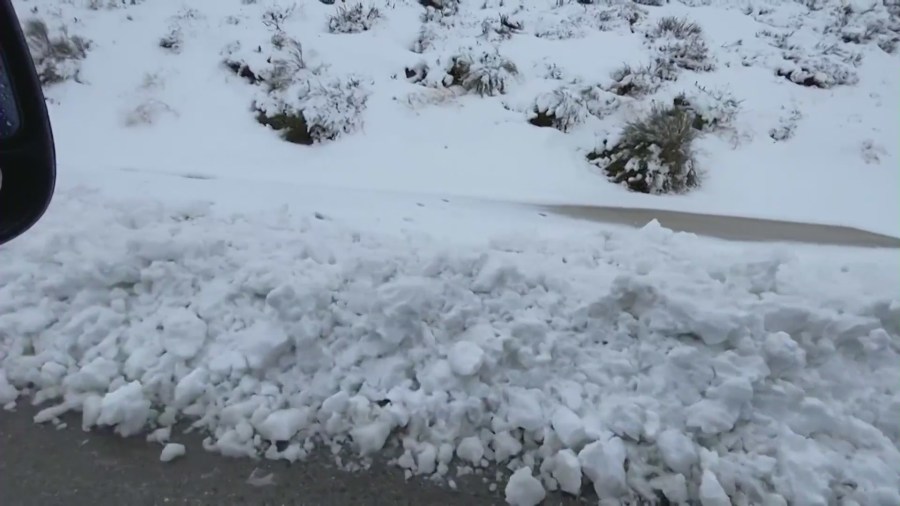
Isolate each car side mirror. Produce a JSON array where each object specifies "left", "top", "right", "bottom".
[{"left": 0, "top": 0, "right": 56, "bottom": 246}]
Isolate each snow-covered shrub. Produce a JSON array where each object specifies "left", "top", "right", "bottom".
[
  {"left": 528, "top": 86, "right": 617, "bottom": 132},
  {"left": 673, "top": 84, "right": 741, "bottom": 133},
  {"left": 262, "top": 3, "right": 297, "bottom": 31},
  {"left": 419, "top": 0, "right": 459, "bottom": 14},
  {"left": 590, "top": 104, "right": 699, "bottom": 194},
  {"left": 860, "top": 139, "right": 886, "bottom": 164},
  {"left": 446, "top": 50, "right": 518, "bottom": 96},
  {"left": 480, "top": 15, "right": 524, "bottom": 41},
  {"left": 777, "top": 43, "right": 861, "bottom": 88},
  {"left": 633, "top": 0, "right": 666, "bottom": 6},
  {"left": 159, "top": 28, "right": 182, "bottom": 53},
  {"left": 824, "top": 1, "right": 900, "bottom": 53},
  {"left": 88, "top": 0, "right": 145, "bottom": 9},
  {"left": 328, "top": 3, "right": 381, "bottom": 34},
  {"left": 768, "top": 106, "right": 801, "bottom": 142},
  {"left": 606, "top": 63, "right": 663, "bottom": 97},
  {"left": 24, "top": 19, "right": 91, "bottom": 86},
  {"left": 255, "top": 76, "right": 370, "bottom": 144},
  {"left": 646, "top": 16, "right": 714, "bottom": 73}
]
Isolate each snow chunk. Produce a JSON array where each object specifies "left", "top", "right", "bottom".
[
  {"left": 160, "top": 308, "right": 207, "bottom": 359},
  {"left": 505, "top": 466, "right": 546, "bottom": 506},
  {"left": 257, "top": 408, "right": 310, "bottom": 442},
  {"left": 350, "top": 419, "right": 392, "bottom": 455},
  {"left": 448, "top": 341, "right": 484, "bottom": 376},
  {"left": 579, "top": 437, "right": 628, "bottom": 499},
  {"left": 457, "top": 435, "right": 485, "bottom": 465},
  {"left": 657, "top": 429, "right": 698, "bottom": 474},
  {"left": 96, "top": 381, "right": 151, "bottom": 436},
  {"left": 160, "top": 443, "right": 186, "bottom": 462},
  {"left": 235, "top": 321, "right": 290, "bottom": 371},
  {"left": 0, "top": 370, "right": 18, "bottom": 404},
  {"left": 699, "top": 469, "right": 730, "bottom": 506},
  {"left": 173, "top": 367, "right": 208, "bottom": 408},
  {"left": 551, "top": 449, "right": 582, "bottom": 495},
  {"left": 506, "top": 388, "right": 544, "bottom": 432},
  {"left": 551, "top": 406, "right": 587, "bottom": 448}
]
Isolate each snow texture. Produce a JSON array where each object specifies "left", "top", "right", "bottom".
[{"left": 2, "top": 189, "right": 898, "bottom": 505}]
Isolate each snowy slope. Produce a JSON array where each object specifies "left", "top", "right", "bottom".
[{"left": 20, "top": 0, "right": 900, "bottom": 234}]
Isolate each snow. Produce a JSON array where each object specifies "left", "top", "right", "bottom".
[
  {"left": 505, "top": 467, "right": 546, "bottom": 506},
  {"left": 160, "top": 443, "right": 186, "bottom": 463},
  {"left": 3, "top": 0, "right": 900, "bottom": 504},
  {"left": 19, "top": 0, "right": 900, "bottom": 235}
]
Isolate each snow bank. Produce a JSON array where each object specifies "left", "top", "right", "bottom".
[{"left": 2, "top": 191, "right": 898, "bottom": 505}]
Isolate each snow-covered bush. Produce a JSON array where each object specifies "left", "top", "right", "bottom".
[
  {"left": 528, "top": 86, "right": 617, "bottom": 132},
  {"left": 777, "top": 43, "right": 861, "bottom": 88},
  {"left": 88, "top": 0, "right": 145, "bottom": 9},
  {"left": 606, "top": 63, "right": 663, "bottom": 97},
  {"left": 159, "top": 27, "right": 182, "bottom": 53},
  {"left": 255, "top": 76, "right": 370, "bottom": 144},
  {"left": 769, "top": 106, "right": 801, "bottom": 142},
  {"left": 445, "top": 50, "right": 518, "bottom": 96},
  {"left": 328, "top": 3, "right": 381, "bottom": 34},
  {"left": 633, "top": 0, "right": 666, "bottom": 6},
  {"left": 824, "top": 1, "right": 900, "bottom": 53},
  {"left": 590, "top": 104, "right": 699, "bottom": 194},
  {"left": 673, "top": 84, "right": 741, "bottom": 133},
  {"left": 24, "top": 19, "right": 91, "bottom": 86},
  {"left": 262, "top": 3, "right": 297, "bottom": 31},
  {"left": 646, "top": 16, "right": 714, "bottom": 73},
  {"left": 479, "top": 15, "right": 524, "bottom": 41}
]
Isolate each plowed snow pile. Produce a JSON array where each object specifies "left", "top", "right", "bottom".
[{"left": 1, "top": 192, "right": 898, "bottom": 505}]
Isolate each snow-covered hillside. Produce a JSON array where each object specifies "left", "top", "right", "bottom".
[
  {"left": 2, "top": 1, "right": 900, "bottom": 505},
  {"left": 19, "top": 0, "right": 900, "bottom": 233}
]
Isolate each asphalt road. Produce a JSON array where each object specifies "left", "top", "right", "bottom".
[
  {"left": 0, "top": 406, "right": 584, "bottom": 506},
  {"left": 542, "top": 205, "right": 900, "bottom": 248}
]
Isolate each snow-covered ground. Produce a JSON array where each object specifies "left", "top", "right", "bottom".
[
  {"left": 23, "top": 0, "right": 900, "bottom": 234},
  {"left": 3, "top": 0, "right": 900, "bottom": 505}
]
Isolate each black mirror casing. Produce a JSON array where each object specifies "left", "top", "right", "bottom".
[{"left": 0, "top": 0, "right": 56, "bottom": 246}]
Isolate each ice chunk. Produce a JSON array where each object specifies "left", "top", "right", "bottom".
[
  {"left": 699, "top": 469, "right": 730, "bottom": 506},
  {"left": 96, "top": 381, "right": 151, "bottom": 436},
  {"left": 551, "top": 449, "right": 582, "bottom": 495},
  {"left": 657, "top": 429, "right": 697, "bottom": 474},
  {"left": 448, "top": 341, "right": 484, "bottom": 376},
  {"left": 161, "top": 308, "right": 208, "bottom": 359},
  {"left": 160, "top": 443, "right": 186, "bottom": 462},
  {"left": 578, "top": 437, "right": 627, "bottom": 499},
  {"left": 505, "top": 466, "right": 546, "bottom": 506},
  {"left": 551, "top": 406, "right": 587, "bottom": 448},
  {"left": 257, "top": 408, "right": 310, "bottom": 441}
]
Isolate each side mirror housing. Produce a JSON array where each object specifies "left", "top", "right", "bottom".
[{"left": 0, "top": 0, "right": 56, "bottom": 246}]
